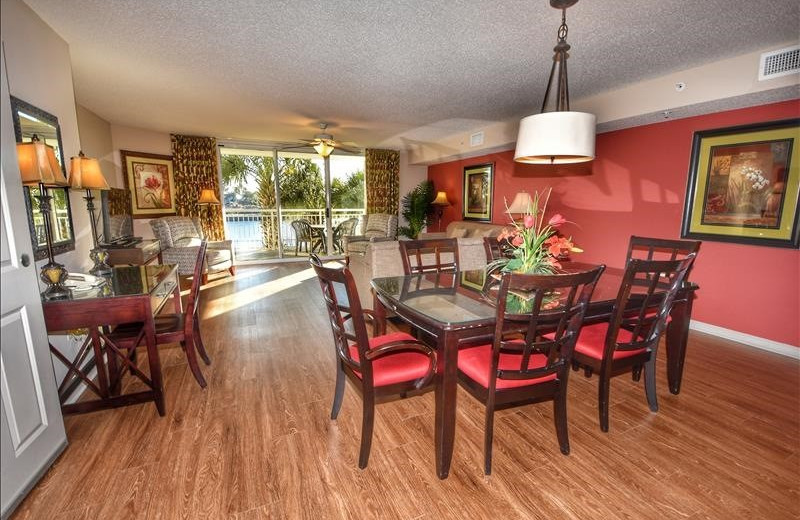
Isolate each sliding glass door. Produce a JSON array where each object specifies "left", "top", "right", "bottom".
[{"left": 220, "top": 146, "right": 364, "bottom": 261}]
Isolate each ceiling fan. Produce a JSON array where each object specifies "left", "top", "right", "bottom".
[{"left": 282, "top": 122, "right": 361, "bottom": 157}]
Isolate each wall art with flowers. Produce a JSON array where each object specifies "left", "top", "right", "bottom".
[
  {"left": 121, "top": 150, "right": 177, "bottom": 218},
  {"left": 681, "top": 119, "right": 800, "bottom": 248}
]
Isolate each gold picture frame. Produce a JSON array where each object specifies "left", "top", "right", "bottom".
[
  {"left": 463, "top": 163, "right": 493, "bottom": 221},
  {"left": 121, "top": 150, "right": 177, "bottom": 218},
  {"left": 681, "top": 119, "right": 800, "bottom": 248}
]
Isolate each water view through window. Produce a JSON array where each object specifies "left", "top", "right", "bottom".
[{"left": 221, "top": 148, "right": 365, "bottom": 261}]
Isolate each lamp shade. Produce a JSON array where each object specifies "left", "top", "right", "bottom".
[
  {"left": 506, "top": 192, "right": 533, "bottom": 214},
  {"left": 16, "top": 138, "right": 67, "bottom": 186},
  {"left": 198, "top": 188, "right": 220, "bottom": 205},
  {"left": 514, "top": 111, "right": 596, "bottom": 164},
  {"left": 431, "top": 191, "right": 450, "bottom": 206},
  {"left": 313, "top": 141, "right": 334, "bottom": 158},
  {"left": 68, "top": 152, "right": 109, "bottom": 190}
]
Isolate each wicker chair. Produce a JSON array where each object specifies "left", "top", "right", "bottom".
[{"left": 150, "top": 216, "right": 235, "bottom": 284}]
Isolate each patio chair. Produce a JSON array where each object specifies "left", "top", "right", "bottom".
[
  {"left": 291, "top": 219, "right": 323, "bottom": 256},
  {"left": 332, "top": 217, "right": 359, "bottom": 253}
]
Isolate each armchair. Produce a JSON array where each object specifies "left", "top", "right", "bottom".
[
  {"left": 150, "top": 216, "right": 235, "bottom": 284},
  {"left": 343, "top": 213, "right": 398, "bottom": 258}
]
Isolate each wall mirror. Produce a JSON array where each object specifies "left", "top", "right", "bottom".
[{"left": 10, "top": 96, "right": 75, "bottom": 260}]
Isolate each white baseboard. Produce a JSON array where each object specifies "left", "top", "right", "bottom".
[{"left": 690, "top": 320, "right": 800, "bottom": 360}]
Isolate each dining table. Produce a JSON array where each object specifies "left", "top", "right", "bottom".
[{"left": 370, "top": 263, "right": 699, "bottom": 479}]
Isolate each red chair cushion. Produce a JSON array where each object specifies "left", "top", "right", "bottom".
[
  {"left": 573, "top": 323, "right": 645, "bottom": 360},
  {"left": 348, "top": 332, "right": 432, "bottom": 387},
  {"left": 457, "top": 341, "right": 557, "bottom": 390}
]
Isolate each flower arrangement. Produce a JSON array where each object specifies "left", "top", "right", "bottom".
[{"left": 488, "top": 188, "right": 582, "bottom": 275}]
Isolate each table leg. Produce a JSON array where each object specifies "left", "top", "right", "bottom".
[
  {"left": 665, "top": 293, "right": 694, "bottom": 394},
  {"left": 434, "top": 330, "right": 459, "bottom": 479},
  {"left": 143, "top": 324, "right": 166, "bottom": 416}
]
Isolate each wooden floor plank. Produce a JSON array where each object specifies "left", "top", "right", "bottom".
[{"left": 10, "top": 264, "right": 800, "bottom": 520}]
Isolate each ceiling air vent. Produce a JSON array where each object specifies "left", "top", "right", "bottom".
[{"left": 758, "top": 45, "right": 800, "bottom": 81}]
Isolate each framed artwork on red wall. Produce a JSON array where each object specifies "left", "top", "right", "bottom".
[
  {"left": 463, "top": 163, "right": 493, "bottom": 221},
  {"left": 681, "top": 118, "right": 800, "bottom": 248}
]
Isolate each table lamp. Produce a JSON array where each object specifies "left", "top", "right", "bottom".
[
  {"left": 197, "top": 188, "right": 220, "bottom": 235},
  {"left": 16, "top": 134, "right": 71, "bottom": 300},
  {"left": 506, "top": 191, "right": 533, "bottom": 216},
  {"left": 431, "top": 191, "right": 450, "bottom": 232},
  {"left": 69, "top": 151, "right": 112, "bottom": 276}
]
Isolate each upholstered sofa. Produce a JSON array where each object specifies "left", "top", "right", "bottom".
[
  {"left": 347, "top": 220, "right": 505, "bottom": 306},
  {"left": 150, "top": 216, "right": 235, "bottom": 283}
]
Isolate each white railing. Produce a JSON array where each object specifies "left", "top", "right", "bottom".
[{"left": 225, "top": 207, "right": 365, "bottom": 251}]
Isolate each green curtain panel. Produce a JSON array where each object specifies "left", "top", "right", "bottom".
[
  {"left": 365, "top": 149, "right": 400, "bottom": 215},
  {"left": 171, "top": 134, "right": 224, "bottom": 240}
]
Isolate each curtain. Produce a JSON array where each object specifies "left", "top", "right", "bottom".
[
  {"left": 170, "top": 134, "right": 224, "bottom": 240},
  {"left": 365, "top": 149, "right": 400, "bottom": 215}
]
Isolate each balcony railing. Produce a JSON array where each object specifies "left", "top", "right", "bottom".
[{"left": 225, "top": 207, "right": 365, "bottom": 252}]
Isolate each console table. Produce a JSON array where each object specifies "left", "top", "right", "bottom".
[
  {"left": 106, "top": 239, "right": 161, "bottom": 266},
  {"left": 42, "top": 264, "right": 180, "bottom": 416}
]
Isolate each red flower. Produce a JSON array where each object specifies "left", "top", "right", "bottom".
[
  {"left": 548, "top": 213, "right": 566, "bottom": 227},
  {"left": 144, "top": 176, "right": 162, "bottom": 190},
  {"left": 523, "top": 214, "right": 535, "bottom": 229},
  {"left": 511, "top": 234, "right": 524, "bottom": 247}
]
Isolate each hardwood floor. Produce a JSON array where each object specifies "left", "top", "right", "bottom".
[{"left": 11, "top": 264, "right": 800, "bottom": 519}]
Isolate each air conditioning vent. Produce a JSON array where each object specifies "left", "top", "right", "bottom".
[{"left": 759, "top": 45, "right": 800, "bottom": 81}]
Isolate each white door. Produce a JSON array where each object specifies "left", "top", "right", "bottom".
[{"left": 0, "top": 45, "right": 67, "bottom": 519}]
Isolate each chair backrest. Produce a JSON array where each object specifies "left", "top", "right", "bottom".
[
  {"left": 483, "top": 236, "right": 507, "bottom": 262},
  {"left": 183, "top": 241, "right": 208, "bottom": 337},
  {"left": 490, "top": 266, "right": 605, "bottom": 386},
  {"left": 400, "top": 238, "right": 460, "bottom": 274},
  {"left": 363, "top": 213, "right": 398, "bottom": 239},
  {"left": 151, "top": 216, "right": 204, "bottom": 248},
  {"left": 603, "top": 254, "right": 697, "bottom": 361},
  {"left": 626, "top": 236, "right": 700, "bottom": 281},
  {"left": 291, "top": 219, "right": 313, "bottom": 240},
  {"left": 334, "top": 217, "right": 359, "bottom": 240},
  {"left": 309, "top": 254, "right": 376, "bottom": 384}
]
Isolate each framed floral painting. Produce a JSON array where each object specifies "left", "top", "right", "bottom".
[
  {"left": 463, "top": 163, "right": 493, "bottom": 221},
  {"left": 681, "top": 119, "right": 800, "bottom": 248},
  {"left": 121, "top": 150, "right": 177, "bottom": 218}
]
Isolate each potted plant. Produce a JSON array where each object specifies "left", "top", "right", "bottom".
[{"left": 397, "top": 180, "right": 435, "bottom": 239}]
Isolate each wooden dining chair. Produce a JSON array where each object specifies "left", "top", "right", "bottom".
[
  {"left": 626, "top": 235, "right": 700, "bottom": 280},
  {"left": 108, "top": 241, "right": 212, "bottom": 388},
  {"left": 570, "top": 254, "right": 696, "bottom": 432},
  {"left": 457, "top": 266, "right": 605, "bottom": 474},
  {"left": 399, "top": 238, "right": 459, "bottom": 274},
  {"left": 309, "top": 254, "right": 437, "bottom": 469}
]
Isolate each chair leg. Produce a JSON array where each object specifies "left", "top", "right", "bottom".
[
  {"left": 632, "top": 364, "right": 642, "bottom": 381},
  {"left": 484, "top": 404, "right": 495, "bottom": 475},
  {"left": 554, "top": 388, "right": 570, "bottom": 455},
  {"left": 182, "top": 337, "right": 207, "bottom": 388},
  {"left": 228, "top": 266, "right": 236, "bottom": 276},
  {"left": 202, "top": 273, "right": 208, "bottom": 285},
  {"left": 644, "top": 359, "right": 658, "bottom": 412},
  {"left": 598, "top": 375, "right": 611, "bottom": 433},
  {"left": 193, "top": 320, "right": 211, "bottom": 365},
  {"left": 330, "top": 363, "right": 346, "bottom": 420},
  {"left": 358, "top": 394, "right": 375, "bottom": 469}
]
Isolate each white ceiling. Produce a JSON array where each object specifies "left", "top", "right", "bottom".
[{"left": 22, "top": 0, "right": 800, "bottom": 151}]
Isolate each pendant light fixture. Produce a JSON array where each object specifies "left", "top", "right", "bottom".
[{"left": 514, "top": 0, "right": 596, "bottom": 164}]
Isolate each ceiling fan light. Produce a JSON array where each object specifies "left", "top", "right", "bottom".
[
  {"left": 514, "top": 111, "right": 596, "bottom": 164},
  {"left": 313, "top": 141, "right": 334, "bottom": 158}
]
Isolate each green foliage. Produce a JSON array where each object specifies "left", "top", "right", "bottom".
[
  {"left": 278, "top": 158, "right": 324, "bottom": 208},
  {"left": 397, "top": 180, "right": 435, "bottom": 239},
  {"left": 331, "top": 170, "right": 365, "bottom": 208}
]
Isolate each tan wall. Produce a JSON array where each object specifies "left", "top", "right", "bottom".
[
  {"left": 108, "top": 124, "right": 172, "bottom": 238},
  {"left": 0, "top": 0, "right": 91, "bottom": 274}
]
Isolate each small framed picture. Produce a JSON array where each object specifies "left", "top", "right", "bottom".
[
  {"left": 681, "top": 119, "right": 800, "bottom": 248},
  {"left": 463, "top": 163, "right": 493, "bottom": 221},
  {"left": 121, "top": 150, "right": 177, "bottom": 218}
]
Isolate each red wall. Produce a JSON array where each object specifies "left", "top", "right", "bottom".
[{"left": 428, "top": 100, "right": 800, "bottom": 346}]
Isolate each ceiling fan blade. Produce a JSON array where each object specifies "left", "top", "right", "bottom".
[{"left": 332, "top": 144, "right": 362, "bottom": 155}]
